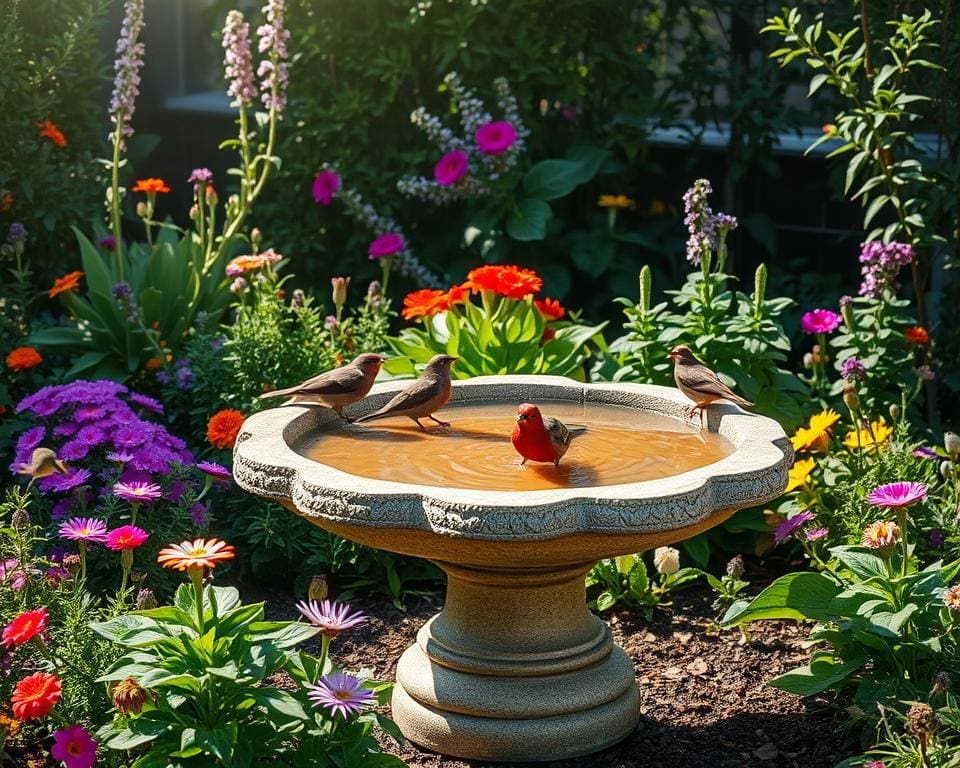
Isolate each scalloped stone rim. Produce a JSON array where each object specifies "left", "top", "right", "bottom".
[{"left": 233, "top": 375, "right": 792, "bottom": 541}]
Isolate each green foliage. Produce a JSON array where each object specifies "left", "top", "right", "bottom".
[{"left": 586, "top": 549, "right": 701, "bottom": 618}]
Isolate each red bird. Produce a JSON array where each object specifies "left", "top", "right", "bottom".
[{"left": 511, "top": 403, "right": 585, "bottom": 468}]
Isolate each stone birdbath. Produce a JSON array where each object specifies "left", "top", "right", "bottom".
[{"left": 234, "top": 376, "right": 791, "bottom": 762}]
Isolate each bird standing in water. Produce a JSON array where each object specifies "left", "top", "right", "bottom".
[
  {"left": 512, "top": 403, "right": 585, "bottom": 469},
  {"left": 354, "top": 354, "right": 457, "bottom": 430},
  {"left": 258, "top": 353, "right": 385, "bottom": 420},
  {"left": 15, "top": 447, "right": 68, "bottom": 490},
  {"left": 668, "top": 345, "right": 753, "bottom": 422}
]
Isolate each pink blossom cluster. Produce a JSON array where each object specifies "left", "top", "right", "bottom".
[
  {"left": 222, "top": 10, "right": 257, "bottom": 106},
  {"left": 256, "top": 0, "right": 290, "bottom": 112},
  {"left": 858, "top": 240, "right": 914, "bottom": 298}
]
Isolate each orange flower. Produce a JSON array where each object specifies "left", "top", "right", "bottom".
[
  {"left": 158, "top": 538, "right": 236, "bottom": 571},
  {"left": 905, "top": 326, "right": 929, "bottom": 344},
  {"left": 597, "top": 194, "right": 635, "bottom": 209},
  {"left": 465, "top": 265, "right": 542, "bottom": 300},
  {"left": 445, "top": 283, "right": 468, "bottom": 304},
  {"left": 131, "top": 178, "right": 170, "bottom": 194},
  {"left": 225, "top": 249, "right": 282, "bottom": 277},
  {"left": 0, "top": 190, "right": 12, "bottom": 213},
  {"left": 48, "top": 270, "right": 83, "bottom": 299},
  {"left": 206, "top": 409, "right": 245, "bottom": 449},
  {"left": 37, "top": 120, "right": 67, "bottom": 148},
  {"left": 402, "top": 289, "right": 448, "bottom": 321},
  {"left": 11, "top": 672, "right": 61, "bottom": 720},
  {"left": 534, "top": 297, "right": 565, "bottom": 321},
  {"left": 5, "top": 347, "right": 42, "bottom": 372}
]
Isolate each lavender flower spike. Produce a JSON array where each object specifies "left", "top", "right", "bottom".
[
  {"left": 682, "top": 179, "right": 716, "bottom": 266},
  {"left": 256, "top": 0, "right": 289, "bottom": 113},
  {"left": 110, "top": 0, "right": 146, "bottom": 151},
  {"left": 222, "top": 11, "right": 257, "bottom": 107}
]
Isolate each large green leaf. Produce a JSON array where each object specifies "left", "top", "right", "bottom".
[
  {"left": 506, "top": 198, "right": 551, "bottom": 241},
  {"left": 722, "top": 571, "right": 841, "bottom": 626},
  {"left": 522, "top": 159, "right": 585, "bottom": 201},
  {"left": 769, "top": 652, "right": 867, "bottom": 695}
]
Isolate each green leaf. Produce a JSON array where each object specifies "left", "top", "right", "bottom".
[
  {"left": 522, "top": 159, "right": 586, "bottom": 201},
  {"left": 721, "top": 572, "right": 840, "bottom": 627},
  {"left": 829, "top": 547, "right": 888, "bottom": 580},
  {"left": 595, "top": 591, "right": 617, "bottom": 612},
  {"left": 769, "top": 653, "right": 867, "bottom": 695},
  {"left": 251, "top": 688, "right": 309, "bottom": 722},
  {"left": 506, "top": 199, "right": 552, "bottom": 241}
]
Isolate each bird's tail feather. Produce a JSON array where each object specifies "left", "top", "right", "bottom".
[
  {"left": 728, "top": 393, "right": 753, "bottom": 408},
  {"left": 258, "top": 385, "right": 299, "bottom": 400},
  {"left": 353, "top": 410, "right": 386, "bottom": 424},
  {"left": 568, "top": 425, "right": 588, "bottom": 436}
]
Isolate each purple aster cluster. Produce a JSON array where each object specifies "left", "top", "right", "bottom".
[
  {"left": 222, "top": 11, "right": 257, "bottom": 107},
  {"left": 682, "top": 179, "right": 737, "bottom": 266},
  {"left": 256, "top": 0, "right": 289, "bottom": 113},
  {"left": 840, "top": 357, "right": 866, "bottom": 381},
  {"left": 858, "top": 240, "right": 915, "bottom": 298},
  {"left": 109, "top": 0, "right": 146, "bottom": 151},
  {"left": 12, "top": 381, "right": 192, "bottom": 503}
]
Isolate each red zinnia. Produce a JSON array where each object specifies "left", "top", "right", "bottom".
[
  {"left": 131, "top": 178, "right": 170, "bottom": 194},
  {"left": 11, "top": 672, "right": 61, "bottom": 720},
  {"left": 904, "top": 326, "right": 929, "bottom": 344},
  {"left": 2, "top": 607, "right": 48, "bottom": 647},
  {"left": 206, "top": 409, "right": 245, "bottom": 449},
  {"left": 465, "top": 265, "right": 542, "bottom": 300},
  {"left": 534, "top": 297, "right": 565, "bottom": 321},
  {"left": 37, "top": 120, "right": 67, "bottom": 148},
  {"left": 5, "top": 347, "right": 42, "bottom": 372}
]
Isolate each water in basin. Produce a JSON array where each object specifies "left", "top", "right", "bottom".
[{"left": 293, "top": 401, "right": 734, "bottom": 492}]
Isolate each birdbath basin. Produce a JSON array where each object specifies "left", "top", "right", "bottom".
[{"left": 233, "top": 376, "right": 791, "bottom": 762}]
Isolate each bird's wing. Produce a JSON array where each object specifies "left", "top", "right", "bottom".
[
  {"left": 684, "top": 363, "right": 744, "bottom": 400},
  {"left": 367, "top": 375, "right": 439, "bottom": 416},
  {"left": 543, "top": 417, "right": 572, "bottom": 449},
  {"left": 261, "top": 366, "right": 365, "bottom": 399}
]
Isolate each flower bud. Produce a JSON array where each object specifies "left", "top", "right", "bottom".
[
  {"left": 120, "top": 549, "right": 134, "bottom": 572},
  {"left": 754, "top": 263, "right": 767, "bottom": 304},
  {"left": 904, "top": 702, "right": 939, "bottom": 739},
  {"left": 653, "top": 546, "right": 680, "bottom": 576},
  {"left": 135, "top": 588, "right": 157, "bottom": 610},
  {"left": 230, "top": 277, "right": 248, "bottom": 295},
  {"left": 308, "top": 574, "right": 329, "bottom": 601},
  {"left": 290, "top": 288, "right": 306, "bottom": 309},
  {"left": 136, "top": 201, "right": 148, "bottom": 218},
  {"left": 11, "top": 507, "right": 30, "bottom": 531},
  {"left": 331, "top": 276, "right": 350, "bottom": 308},
  {"left": 725, "top": 555, "right": 745, "bottom": 579},
  {"left": 839, "top": 295, "right": 855, "bottom": 331},
  {"left": 205, "top": 183, "right": 218, "bottom": 206},
  {"left": 62, "top": 554, "right": 81, "bottom": 574},
  {"left": 802, "top": 352, "right": 813, "bottom": 368},
  {"left": 639, "top": 265, "right": 652, "bottom": 313},
  {"left": 112, "top": 677, "right": 148, "bottom": 715},
  {"left": 227, "top": 194, "right": 240, "bottom": 216},
  {"left": 251, "top": 227, "right": 262, "bottom": 246},
  {"left": 888, "top": 404, "right": 902, "bottom": 422},
  {"left": 366, "top": 280, "right": 382, "bottom": 307},
  {"left": 944, "top": 432, "right": 960, "bottom": 458},
  {"left": 941, "top": 461, "right": 954, "bottom": 481},
  {"left": 842, "top": 386, "right": 860, "bottom": 414}
]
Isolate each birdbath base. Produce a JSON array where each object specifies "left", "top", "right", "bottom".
[{"left": 391, "top": 560, "right": 640, "bottom": 762}]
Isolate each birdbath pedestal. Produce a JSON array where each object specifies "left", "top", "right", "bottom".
[{"left": 234, "top": 376, "right": 791, "bottom": 762}]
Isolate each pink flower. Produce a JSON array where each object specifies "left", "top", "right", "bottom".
[
  {"left": 58, "top": 517, "right": 109, "bottom": 544},
  {"left": 800, "top": 309, "right": 841, "bottom": 335},
  {"left": 312, "top": 170, "right": 340, "bottom": 205},
  {"left": 434, "top": 150, "right": 469, "bottom": 186},
  {"left": 308, "top": 671, "right": 374, "bottom": 718},
  {"left": 774, "top": 510, "right": 815, "bottom": 544},
  {"left": 296, "top": 599, "right": 366, "bottom": 637},
  {"left": 866, "top": 481, "right": 928, "bottom": 508},
  {"left": 804, "top": 527, "right": 829, "bottom": 542},
  {"left": 368, "top": 233, "right": 405, "bottom": 260},
  {"left": 106, "top": 525, "right": 149, "bottom": 551},
  {"left": 51, "top": 725, "right": 98, "bottom": 768},
  {"left": 113, "top": 481, "right": 162, "bottom": 504},
  {"left": 475, "top": 121, "right": 517, "bottom": 155}
]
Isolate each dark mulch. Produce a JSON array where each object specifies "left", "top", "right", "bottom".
[{"left": 252, "top": 575, "right": 855, "bottom": 768}]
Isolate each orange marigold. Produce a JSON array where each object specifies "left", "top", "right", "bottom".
[
  {"left": 37, "top": 120, "right": 67, "bottom": 148},
  {"left": 131, "top": 178, "right": 170, "bottom": 194},
  {"left": 465, "top": 265, "right": 542, "bottom": 300},
  {"left": 402, "top": 289, "right": 449, "bottom": 321},
  {"left": 207, "top": 409, "right": 245, "bottom": 449},
  {"left": 5, "top": 347, "right": 42, "bottom": 372},
  {"left": 534, "top": 297, "right": 565, "bottom": 321},
  {"left": 48, "top": 270, "right": 83, "bottom": 299},
  {"left": 905, "top": 326, "right": 929, "bottom": 344}
]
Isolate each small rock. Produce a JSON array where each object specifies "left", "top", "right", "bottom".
[
  {"left": 686, "top": 658, "right": 708, "bottom": 676},
  {"left": 673, "top": 631, "right": 693, "bottom": 645},
  {"left": 661, "top": 666, "right": 684, "bottom": 680},
  {"left": 754, "top": 743, "right": 778, "bottom": 760}
]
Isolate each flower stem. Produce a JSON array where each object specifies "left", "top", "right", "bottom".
[
  {"left": 190, "top": 567, "right": 205, "bottom": 633},
  {"left": 897, "top": 507, "right": 909, "bottom": 577},
  {"left": 109, "top": 125, "right": 125, "bottom": 280}
]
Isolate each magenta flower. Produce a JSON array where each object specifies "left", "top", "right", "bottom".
[
  {"left": 804, "top": 527, "right": 829, "bottom": 542},
  {"left": 296, "top": 599, "right": 366, "bottom": 637},
  {"left": 434, "top": 150, "right": 469, "bottom": 186},
  {"left": 58, "top": 518, "right": 108, "bottom": 544},
  {"left": 197, "top": 461, "right": 232, "bottom": 486},
  {"left": 307, "top": 671, "right": 374, "bottom": 718},
  {"left": 368, "top": 233, "right": 405, "bottom": 260},
  {"left": 113, "top": 481, "right": 162, "bottom": 504},
  {"left": 45, "top": 468, "right": 92, "bottom": 493},
  {"left": 867, "top": 481, "right": 928, "bottom": 508},
  {"left": 774, "top": 510, "right": 815, "bottom": 544},
  {"left": 51, "top": 725, "right": 98, "bottom": 768},
  {"left": 188, "top": 168, "right": 213, "bottom": 185},
  {"left": 312, "top": 170, "right": 340, "bottom": 205},
  {"left": 105, "top": 525, "right": 149, "bottom": 551},
  {"left": 475, "top": 121, "right": 517, "bottom": 155},
  {"left": 800, "top": 309, "right": 841, "bottom": 335}
]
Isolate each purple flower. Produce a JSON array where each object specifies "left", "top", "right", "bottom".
[
  {"left": 114, "top": 425, "right": 147, "bottom": 449},
  {"left": 804, "top": 527, "right": 829, "bottom": 542},
  {"left": 59, "top": 439, "right": 91, "bottom": 461},
  {"left": 175, "top": 365, "right": 193, "bottom": 391},
  {"left": 801, "top": 309, "right": 841, "bottom": 335},
  {"left": 76, "top": 425, "right": 106, "bottom": 447},
  {"left": 867, "top": 481, "right": 928, "bottom": 509},
  {"left": 6, "top": 223, "right": 27, "bottom": 245},
  {"left": 53, "top": 422, "right": 79, "bottom": 438},
  {"left": 682, "top": 179, "right": 716, "bottom": 266},
  {"left": 109, "top": 0, "right": 146, "bottom": 150},
  {"left": 189, "top": 502, "right": 210, "bottom": 527},
  {"left": 113, "top": 481, "right": 162, "bottom": 504},
  {"left": 58, "top": 517, "right": 109, "bottom": 544},
  {"left": 256, "top": 0, "right": 290, "bottom": 112},
  {"left": 112, "top": 281, "right": 138, "bottom": 323},
  {"left": 129, "top": 392, "right": 164, "bottom": 415},
  {"left": 222, "top": 10, "right": 257, "bottom": 106},
  {"left": 230, "top": 276, "right": 248, "bottom": 294},
  {"left": 74, "top": 404, "right": 106, "bottom": 422},
  {"left": 107, "top": 449, "right": 134, "bottom": 463},
  {"left": 307, "top": 672, "right": 374, "bottom": 718},
  {"left": 912, "top": 446, "right": 938, "bottom": 461},
  {"left": 98, "top": 235, "right": 117, "bottom": 251},
  {"left": 43, "top": 468, "right": 92, "bottom": 493},
  {"left": 51, "top": 499, "right": 73, "bottom": 520},
  {"left": 841, "top": 357, "right": 866, "bottom": 381},
  {"left": 296, "top": 599, "right": 366, "bottom": 637},
  {"left": 368, "top": 233, "right": 405, "bottom": 260},
  {"left": 774, "top": 510, "right": 816, "bottom": 544},
  {"left": 312, "top": 170, "right": 340, "bottom": 205},
  {"left": 188, "top": 168, "right": 213, "bottom": 185},
  {"left": 915, "top": 365, "right": 936, "bottom": 381},
  {"left": 210, "top": 335, "right": 225, "bottom": 352},
  {"left": 15, "top": 426, "right": 45, "bottom": 455},
  {"left": 197, "top": 461, "right": 232, "bottom": 485},
  {"left": 928, "top": 528, "right": 946, "bottom": 550},
  {"left": 859, "top": 241, "right": 914, "bottom": 298}
]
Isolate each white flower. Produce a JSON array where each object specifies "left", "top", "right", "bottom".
[{"left": 653, "top": 546, "right": 680, "bottom": 576}]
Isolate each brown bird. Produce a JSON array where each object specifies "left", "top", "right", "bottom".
[
  {"left": 15, "top": 447, "right": 68, "bottom": 490},
  {"left": 668, "top": 345, "right": 753, "bottom": 422},
  {"left": 258, "top": 353, "right": 385, "bottom": 419},
  {"left": 354, "top": 354, "right": 457, "bottom": 430}
]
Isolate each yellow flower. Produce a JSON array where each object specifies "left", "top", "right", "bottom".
[
  {"left": 785, "top": 457, "right": 816, "bottom": 492},
  {"left": 843, "top": 418, "right": 894, "bottom": 452},
  {"left": 597, "top": 194, "right": 635, "bottom": 209},
  {"left": 791, "top": 408, "right": 841, "bottom": 453}
]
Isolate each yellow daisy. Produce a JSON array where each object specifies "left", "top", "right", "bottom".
[
  {"left": 784, "top": 457, "right": 816, "bottom": 493},
  {"left": 597, "top": 194, "right": 635, "bottom": 209},
  {"left": 843, "top": 418, "right": 894, "bottom": 452},
  {"left": 791, "top": 408, "right": 841, "bottom": 453}
]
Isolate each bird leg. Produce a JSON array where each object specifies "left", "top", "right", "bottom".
[
  {"left": 554, "top": 459, "right": 561, "bottom": 469},
  {"left": 411, "top": 418, "right": 427, "bottom": 431},
  {"left": 428, "top": 415, "right": 451, "bottom": 427},
  {"left": 687, "top": 403, "right": 707, "bottom": 426}
]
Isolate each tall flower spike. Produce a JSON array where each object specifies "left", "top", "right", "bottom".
[
  {"left": 110, "top": 0, "right": 146, "bottom": 151},
  {"left": 256, "top": 0, "right": 289, "bottom": 112},
  {"left": 222, "top": 11, "right": 257, "bottom": 106}
]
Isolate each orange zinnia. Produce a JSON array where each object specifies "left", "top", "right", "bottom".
[
  {"left": 905, "top": 326, "right": 929, "bottom": 344},
  {"left": 158, "top": 538, "right": 235, "bottom": 571},
  {"left": 0, "top": 191, "right": 12, "bottom": 212},
  {"left": 206, "top": 409, "right": 245, "bottom": 449},
  {"left": 37, "top": 120, "right": 67, "bottom": 148},
  {"left": 534, "top": 297, "right": 565, "bottom": 321},
  {"left": 131, "top": 178, "right": 170, "bottom": 194},
  {"left": 48, "top": 270, "right": 83, "bottom": 299},
  {"left": 402, "top": 289, "right": 449, "bottom": 320},
  {"left": 5, "top": 347, "right": 42, "bottom": 372},
  {"left": 465, "top": 265, "right": 542, "bottom": 301}
]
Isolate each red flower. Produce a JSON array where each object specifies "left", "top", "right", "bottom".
[
  {"left": 11, "top": 672, "right": 61, "bottom": 720},
  {"left": 131, "top": 178, "right": 170, "bottom": 194},
  {"left": 534, "top": 297, "right": 565, "bottom": 321},
  {"left": 49, "top": 270, "right": 84, "bottom": 299},
  {"left": 0, "top": 191, "right": 12, "bottom": 212},
  {"left": 401, "top": 289, "right": 448, "bottom": 321},
  {"left": 2, "top": 607, "right": 47, "bottom": 647},
  {"left": 905, "top": 326, "right": 929, "bottom": 344},
  {"left": 465, "top": 265, "right": 542, "bottom": 300},
  {"left": 206, "top": 409, "right": 245, "bottom": 449},
  {"left": 37, "top": 120, "right": 67, "bottom": 148},
  {"left": 5, "top": 347, "right": 42, "bottom": 372}
]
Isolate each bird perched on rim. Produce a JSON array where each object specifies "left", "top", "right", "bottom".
[
  {"left": 354, "top": 354, "right": 457, "bottom": 430},
  {"left": 668, "top": 345, "right": 753, "bottom": 422},
  {"left": 512, "top": 403, "right": 586, "bottom": 469},
  {"left": 258, "top": 353, "right": 385, "bottom": 420},
  {"left": 15, "top": 447, "right": 68, "bottom": 490}
]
